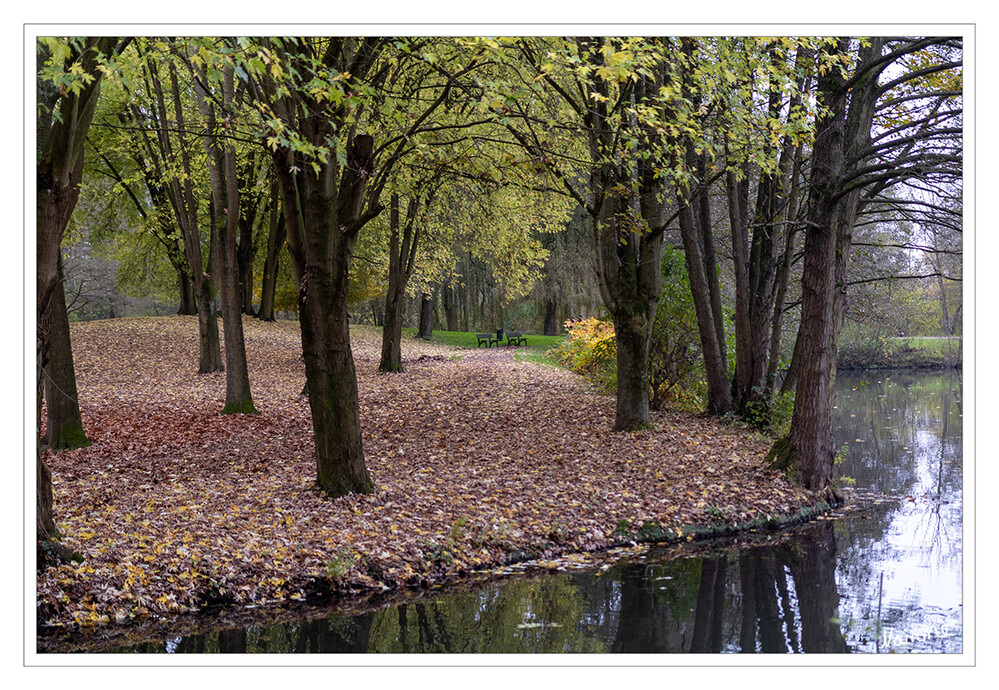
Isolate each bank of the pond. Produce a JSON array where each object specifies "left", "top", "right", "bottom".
[
  {"left": 37, "top": 316, "right": 824, "bottom": 645},
  {"left": 837, "top": 338, "right": 962, "bottom": 370},
  {"left": 38, "top": 499, "right": 838, "bottom": 653}
]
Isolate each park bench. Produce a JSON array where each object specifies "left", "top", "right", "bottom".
[
  {"left": 476, "top": 333, "right": 497, "bottom": 347},
  {"left": 505, "top": 332, "right": 527, "bottom": 346}
]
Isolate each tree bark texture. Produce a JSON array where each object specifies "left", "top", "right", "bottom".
[
  {"left": 673, "top": 42, "right": 732, "bottom": 417},
  {"left": 271, "top": 132, "right": 378, "bottom": 497},
  {"left": 237, "top": 192, "right": 258, "bottom": 316},
  {"left": 589, "top": 178, "right": 661, "bottom": 430},
  {"left": 42, "top": 256, "right": 90, "bottom": 449},
  {"left": 777, "top": 42, "right": 850, "bottom": 495},
  {"left": 713, "top": 44, "right": 811, "bottom": 418},
  {"left": 677, "top": 200, "right": 732, "bottom": 416},
  {"left": 775, "top": 38, "right": 887, "bottom": 499},
  {"left": 696, "top": 156, "right": 727, "bottom": 370},
  {"left": 417, "top": 290, "right": 435, "bottom": 339},
  {"left": 177, "top": 270, "right": 198, "bottom": 315}
]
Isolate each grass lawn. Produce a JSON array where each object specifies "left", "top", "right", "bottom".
[
  {"left": 402, "top": 328, "right": 565, "bottom": 367},
  {"left": 896, "top": 336, "right": 962, "bottom": 357}
]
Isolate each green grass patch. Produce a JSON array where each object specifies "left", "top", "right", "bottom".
[
  {"left": 897, "top": 337, "right": 962, "bottom": 357},
  {"left": 840, "top": 335, "right": 962, "bottom": 369},
  {"left": 404, "top": 328, "right": 564, "bottom": 354},
  {"left": 514, "top": 348, "right": 562, "bottom": 368}
]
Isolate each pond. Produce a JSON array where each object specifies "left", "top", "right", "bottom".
[{"left": 57, "top": 370, "right": 965, "bottom": 655}]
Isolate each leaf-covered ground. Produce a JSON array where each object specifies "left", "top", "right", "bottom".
[{"left": 37, "top": 316, "right": 816, "bottom": 632}]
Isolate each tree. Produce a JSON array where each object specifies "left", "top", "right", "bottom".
[
  {"left": 243, "top": 37, "right": 486, "bottom": 496},
  {"left": 249, "top": 38, "right": 381, "bottom": 496},
  {"left": 379, "top": 187, "right": 432, "bottom": 371},
  {"left": 478, "top": 37, "right": 818, "bottom": 428},
  {"left": 771, "top": 36, "right": 962, "bottom": 499},
  {"left": 423, "top": 175, "right": 560, "bottom": 335},
  {"left": 769, "top": 39, "right": 861, "bottom": 500},
  {"left": 132, "top": 40, "right": 224, "bottom": 373},
  {"left": 85, "top": 70, "right": 199, "bottom": 316},
  {"left": 40, "top": 254, "right": 89, "bottom": 449},
  {"left": 192, "top": 46, "right": 257, "bottom": 414},
  {"left": 479, "top": 37, "right": 672, "bottom": 430},
  {"left": 36, "top": 36, "right": 125, "bottom": 564},
  {"left": 722, "top": 41, "right": 812, "bottom": 420}
]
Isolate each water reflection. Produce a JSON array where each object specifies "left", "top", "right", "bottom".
[
  {"left": 830, "top": 371, "right": 963, "bottom": 653},
  {"left": 91, "top": 371, "right": 963, "bottom": 654}
]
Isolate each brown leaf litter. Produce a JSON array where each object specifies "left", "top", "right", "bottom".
[{"left": 37, "top": 316, "right": 816, "bottom": 633}]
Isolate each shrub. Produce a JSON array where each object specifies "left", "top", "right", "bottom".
[
  {"left": 325, "top": 548, "right": 357, "bottom": 580},
  {"left": 548, "top": 316, "right": 618, "bottom": 392},
  {"left": 767, "top": 389, "right": 795, "bottom": 437},
  {"left": 649, "top": 248, "right": 704, "bottom": 412},
  {"left": 547, "top": 250, "right": 709, "bottom": 413}
]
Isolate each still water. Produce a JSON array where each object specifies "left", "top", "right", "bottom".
[{"left": 104, "top": 370, "right": 964, "bottom": 654}]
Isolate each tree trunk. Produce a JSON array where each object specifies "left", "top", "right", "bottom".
[
  {"left": 582, "top": 46, "right": 665, "bottom": 432},
  {"left": 257, "top": 186, "right": 285, "bottom": 322},
  {"left": 932, "top": 226, "right": 952, "bottom": 334},
  {"left": 381, "top": 289, "right": 405, "bottom": 372},
  {"left": 198, "top": 63, "right": 256, "bottom": 414},
  {"left": 177, "top": 269, "right": 197, "bottom": 315},
  {"left": 238, "top": 202, "right": 257, "bottom": 316},
  {"left": 728, "top": 166, "right": 755, "bottom": 412},
  {"left": 770, "top": 44, "right": 849, "bottom": 497},
  {"left": 195, "top": 277, "right": 223, "bottom": 373},
  {"left": 299, "top": 274, "right": 374, "bottom": 495},
  {"left": 442, "top": 285, "right": 459, "bottom": 332},
  {"left": 543, "top": 297, "right": 558, "bottom": 336},
  {"left": 590, "top": 183, "right": 662, "bottom": 431},
  {"left": 255, "top": 37, "right": 467, "bottom": 497},
  {"left": 611, "top": 308, "right": 654, "bottom": 431},
  {"left": 729, "top": 158, "right": 785, "bottom": 419},
  {"left": 672, "top": 44, "right": 732, "bottom": 417},
  {"left": 697, "top": 155, "right": 727, "bottom": 368},
  {"left": 766, "top": 146, "right": 803, "bottom": 397},
  {"left": 271, "top": 130, "right": 379, "bottom": 498},
  {"left": 380, "top": 193, "right": 422, "bottom": 372},
  {"left": 771, "top": 38, "right": 884, "bottom": 502},
  {"left": 157, "top": 57, "right": 223, "bottom": 373},
  {"left": 42, "top": 256, "right": 90, "bottom": 449},
  {"left": 417, "top": 290, "right": 434, "bottom": 339},
  {"left": 678, "top": 200, "right": 732, "bottom": 415},
  {"left": 219, "top": 166, "right": 256, "bottom": 413}
]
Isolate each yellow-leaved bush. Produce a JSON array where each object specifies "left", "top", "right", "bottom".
[{"left": 548, "top": 317, "right": 618, "bottom": 392}]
